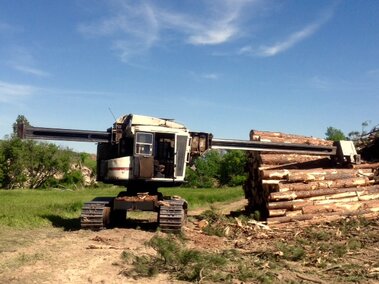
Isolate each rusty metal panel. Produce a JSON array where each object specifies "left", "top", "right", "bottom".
[{"left": 133, "top": 156, "right": 154, "bottom": 178}]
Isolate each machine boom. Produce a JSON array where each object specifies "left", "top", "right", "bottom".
[
  {"left": 211, "top": 138, "right": 336, "bottom": 156},
  {"left": 18, "top": 125, "right": 111, "bottom": 143}
]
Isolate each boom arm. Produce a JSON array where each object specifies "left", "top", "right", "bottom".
[
  {"left": 17, "top": 123, "right": 359, "bottom": 165},
  {"left": 17, "top": 124, "right": 111, "bottom": 143},
  {"left": 211, "top": 138, "right": 336, "bottom": 155},
  {"left": 189, "top": 132, "right": 359, "bottom": 165}
]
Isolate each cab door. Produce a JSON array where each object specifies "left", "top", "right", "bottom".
[
  {"left": 133, "top": 132, "right": 154, "bottom": 179},
  {"left": 174, "top": 135, "right": 188, "bottom": 179}
]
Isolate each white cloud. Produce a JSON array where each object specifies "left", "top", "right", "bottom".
[
  {"left": 78, "top": 1, "right": 159, "bottom": 62},
  {"left": 201, "top": 73, "right": 219, "bottom": 80},
  {"left": 309, "top": 76, "right": 333, "bottom": 90},
  {"left": 12, "top": 65, "right": 51, "bottom": 77},
  {"left": 0, "top": 22, "right": 12, "bottom": 32},
  {"left": 367, "top": 69, "right": 379, "bottom": 78},
  {"left": 189, "top": 71, "right": 221, "bottom": 81},
  {"left": 6, "top": 46, "right": 52, "bottom": 77},
  {"left": 308, "top": 74, "right": 379, "bottom": 94},
  {"left": 78, "top": 0, "right": 259, "bottom": 62},
  {"left": 79, "top": 1, "right": 338, "bottom": 61},
  {"left": 188, "top": 27, "right": 236, "bottom": 45},
  {"left": 0, "top": 81, "right": 36, "bottom": 103},
  {"left": 158, "top": 0, "right": 260, "bottom": 45},
  {"left": 0, "top": 79, "right": 126, "bottom": 102},
  {"left": 257, "top": 21, "right": 328, "bottom": 57},
  {"left": 0, "top": 21, "right": 21, "bottom": 34},
  {"left": 38, "top": 87, "right": 121, "bottom": 98},
  {"left": 240, "top": 3, "right": 337, "bottom": 57},
  {"left": 7, "top": 46, "right": 35, "bottom": 65}
]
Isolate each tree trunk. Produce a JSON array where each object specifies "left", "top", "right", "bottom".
[
  {"left": 275, "top": 177, "right": 370, "bottom": 192},
  {"left": 301, "top": 199, "right": 379, "bottom": 215},
  {"left": 259, "top": 154, "right": 329, "bottom": 166},
  {"left": 250, "top": 130, "right": 333, "bottom": 146},
  {"left": 269, "top": 185, "right": 379, "bottom": 201},
  {"left": 261, "top": 168, "right": 373, "bottom": 181},
  {"left": 352, "top": 162, "right": 379, "bottom": 170},
  {"left": 267, "top": 209, "right": 378, "bottom": 225}
]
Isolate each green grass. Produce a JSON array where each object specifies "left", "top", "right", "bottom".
[
  {"left": 160, "top": 186, "right": 244, "bottom": 208},
  {"left": 0, "top": 186, "right": 244, "bottom": 229},
  {"left": 122, "top": 234, "right": 229, "bottom": 282},
  {"left": 121, "top": 234, "right": 276, "bottom": 283},
  {"left": 0, "top": 187, "right": 122, "bottom": 229},
  {"left": 1, "top": 252, "right": 45, "bottom": 271}
]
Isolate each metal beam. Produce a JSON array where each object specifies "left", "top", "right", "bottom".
[
  {"left": 211, "top": 138, "right": 336, "bottom": 156},
  {"left": 19, "top": 125, "right": 111, "bottom": 143}
]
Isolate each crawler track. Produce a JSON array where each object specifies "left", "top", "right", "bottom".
[
  {"left": 158, "top": 199, "right": 188, "bottom": 233},
  {"left": 80, "top": 199, "right": 113, "bottom": 230}
]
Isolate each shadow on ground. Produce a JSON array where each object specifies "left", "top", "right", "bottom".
[
  {"left": 121, "top": 218, "right": 158, "bottom": 232},
  {"left": 41, "top": 214, "right": 158, "bottom": 232},
  {"left": 41, "top": 214, "right": 81, "bottom": 231}
]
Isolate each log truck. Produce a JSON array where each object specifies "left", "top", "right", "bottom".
[{"left": 18, "top": 114, "right": 359, "bottom": 232}]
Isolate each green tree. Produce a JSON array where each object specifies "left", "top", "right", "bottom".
[
  {"left": 219, "top": 150, "right": 247, "bottom": 186},
  {"left": 61, "top": 170, "right": 84, "bottom": 186},
  {"left": 0, "top": 143, "right": 5, "bottom": 188},
  {"left": 361, "top": 120, "right": 371, "bottom": 135},
  {"left": 348, "top": 131, "right": 360, "bottom": 141},
  {"left": 0, "top": 138, "right": 76, "bottom": 189},
  {"left": 12, "top": 114, "right": 30, "bottom": 138},
  {"left": 80, "top": 152, "right": 97, "bottom": 173},
  {"left": 0, "top": 115, "right": 93, "bottom": 189},
  {"left": 184, "top": 150, "right": 222, "bottom": 188},
  {"left": 184, "top": 150, "right": 247, "bottom": 188},
  {"left": 348, "top": 120, "right": 373, "bottom": 141},
  {"left": 325, "top": 127, "right": 346, "bottom": 141}
]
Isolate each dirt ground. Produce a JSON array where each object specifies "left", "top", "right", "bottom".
[{"left": 0, "top": 200, "right": 378, "bottom": 284}]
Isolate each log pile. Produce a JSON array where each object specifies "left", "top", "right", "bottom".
[{"left": 243, "top": 130, "right": 379, "bottom": 225}]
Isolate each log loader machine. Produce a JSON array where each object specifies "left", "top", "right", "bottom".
[{"left": 18, "top": 114, "right": 359, "bottom": 232}]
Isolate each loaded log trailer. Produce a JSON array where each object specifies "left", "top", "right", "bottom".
[{"left": 17, "top": 114, "right": 360, "bottom": 232}]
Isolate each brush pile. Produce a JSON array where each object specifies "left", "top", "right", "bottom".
[
  {"left": 358, "top": 127, "right": 379, "bottom": 162},
  {"left": 243, "top": 130, "right": 379, "bottom": 225}
]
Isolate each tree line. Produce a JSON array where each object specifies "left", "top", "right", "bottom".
[
  {"left": 184, "top": 150, "right": 247, "bottom": 188},
  {"left": 325, "top": 121, "right": 378, "bottom": 142},
  {"left": 0, "top": 115, "right": 95, "bottom": 189}
]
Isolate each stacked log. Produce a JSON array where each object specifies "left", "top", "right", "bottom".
[{"left": 243, "top": 130, "right": 379, "bottom": 225}]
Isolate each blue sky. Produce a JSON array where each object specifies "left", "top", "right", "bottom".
[{"left": 0, "top": 0, "right": 378, "bottom": 153}]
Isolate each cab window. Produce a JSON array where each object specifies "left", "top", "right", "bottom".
[{"left": 135, "top": 132, "right": 153, "bottom": 155}]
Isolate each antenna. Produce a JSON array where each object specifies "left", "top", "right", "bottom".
[{"left": 108, "top": 107, "right": 116, "bottom": 121}]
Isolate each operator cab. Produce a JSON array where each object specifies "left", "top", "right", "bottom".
[
  {"left": 98, "top": 114, "right": 190, "bottom": 186},
  {"left": 132, "top": 132, "right": 175, "bottom": 179}
]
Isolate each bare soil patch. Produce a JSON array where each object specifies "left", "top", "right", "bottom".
[{"left": 0, "top": 199, "right": 378, "bottom": 283}]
